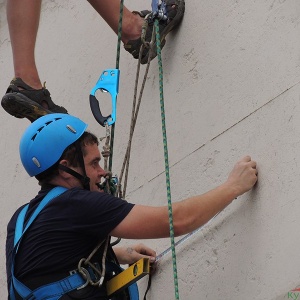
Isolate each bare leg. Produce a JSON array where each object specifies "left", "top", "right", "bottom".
[
  {"left": 7, "top": 0, "right": 142, "bottom": 89},
  {"left": 3, "top": 0, "right": 67, "bottom": 120},
  {"left": 88, "top": 0, "right": 144, "bottom": 44},
  {"left": 7, "top": 0, "right": 42, "bottom": 89}
]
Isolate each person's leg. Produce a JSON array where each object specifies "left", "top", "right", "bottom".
[
  {"left": 2, "top": 0, "right": 68, "bottom": 121},
  {"left": 88, "top": 0, "right": 185, "bottom": 64},
  {"left": 7, "top": 0, "right": 42, "bottom": 89},
  {"left": 88, "top": 0, "right": 143, "bottom": 44}
]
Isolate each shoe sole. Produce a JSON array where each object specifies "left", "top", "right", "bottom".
[
  {"left": 141, "top": 0, "right": 185, "bottom": 64},
  {"left": 1, "top": 92, "right": 51, "bottom": 122}
]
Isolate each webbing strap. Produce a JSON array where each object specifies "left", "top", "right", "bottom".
[
  {"left": 11, "top": 276, "right": 31, "bottom": 300},
  {"left": 14, "top": 204, "right": 28, "bottom": 247},
  {"left": 23, "top": 273, "right": 85, "bottom": 300},
  {"left": 11, "top": 273, "right": 85, "bottom": 300},
  {"left": 11, "top": 186, "right": 68, "bottom": 299},
  {"left": 13, "top": 187, "right": 68, "bottom": 248}
]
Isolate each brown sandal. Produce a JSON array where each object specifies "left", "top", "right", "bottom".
[
  {"left": 124, "top": 0, "right": 185, "bottom": 64},
  {"left": 1, "top": 78, "right": 68, "bottom": 122}
]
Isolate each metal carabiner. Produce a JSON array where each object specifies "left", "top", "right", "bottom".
[
  {"left": 70, "top": 267, "right": 90, "bottom": 290},
  {"left": 90, "top": 69, "right": 120, "bottom": 127}
]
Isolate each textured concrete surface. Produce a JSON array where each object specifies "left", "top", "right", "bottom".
[{"left": 1, "top": 0, "right": 300, "bottom": 299}]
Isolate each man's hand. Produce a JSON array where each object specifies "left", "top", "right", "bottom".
[
  {"left": 114, "top": 243, "right": 156, "bottom": 265},
  {"left": 226, "top": 156, "right": 258, "bottom": 197}
]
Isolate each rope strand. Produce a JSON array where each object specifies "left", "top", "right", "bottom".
[
  {"left": 154, "top": 18, "right": 180, "bottom": 300},
  {"left": 118, "top": 19, "right": 155, "bottom": 198},
  {"left": 108, "top": 0, "right": 125, "bottom": 172}
]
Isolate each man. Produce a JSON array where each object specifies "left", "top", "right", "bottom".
[
  {"left": 1, "top": 0, "right": 185, "bottom": 122},
  {"left": 6, "top": 113, "right": 258, "bottom": 299}
]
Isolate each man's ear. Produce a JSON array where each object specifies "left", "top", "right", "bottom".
[
  {"left": 59, "top": 159, "right": 69, "bottom": 167},
  {"left": 58, "top": 159, "right": 71, "bottom": 178}
]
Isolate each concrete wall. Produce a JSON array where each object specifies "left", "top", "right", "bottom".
[{"left": 1, "top": 0, "right": 300, "bottom": 299}]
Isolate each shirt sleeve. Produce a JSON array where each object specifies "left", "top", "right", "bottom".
[{"left": 52, "top": 188, "right": 134, "bottom": 239}]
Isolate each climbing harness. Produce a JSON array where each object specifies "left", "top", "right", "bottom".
[
  {"left": 10, "top": 187, "right": 104, "bottom": 300},
  {"left": 10, "top": 187, "right": 140, "bottom": 300},
  {"left": 10, "top": 187, "right": 78, "bottom": 300}
]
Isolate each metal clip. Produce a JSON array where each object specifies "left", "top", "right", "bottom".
[
  {"left": 100, "top": 124, "right": 111, "bottom": 142},
  {"left": 69, "top": 269, "right": 90, "bottom": 290}
]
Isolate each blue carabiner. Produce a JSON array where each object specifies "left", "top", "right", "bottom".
[
  {"left": 151, "top": 0, "right": 167, "bottom": 20},
  {"left": 90, "top": 69, "right": 120, "bottom": 127},
  {"left": 151, "top": 0, "right": 159, "bottom": 13}
]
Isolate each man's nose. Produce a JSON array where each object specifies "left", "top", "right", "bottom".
[{"left": 99, "top": 166, "right": 107, "bottom": 177}]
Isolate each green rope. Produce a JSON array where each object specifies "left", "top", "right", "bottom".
[
  {"left": 154, "top": 19, "right": 180, "bottom": 300},
  {"left": 109, "top": 0, "right": 125, "bottom": 172}
]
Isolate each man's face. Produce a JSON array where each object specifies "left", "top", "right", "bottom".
[{"left": 83, "top": 143, "right": 107, "bottom": 192}]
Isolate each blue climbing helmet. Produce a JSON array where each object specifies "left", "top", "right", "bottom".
[{"left": 20, "top": 113, "right": 87, "bottom": 177}]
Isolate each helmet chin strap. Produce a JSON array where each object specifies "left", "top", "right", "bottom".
[
  {"left": 58, "top": 140, "right": 91, "bottom": 190},
  {"left": 58, "top": 164, "right": 90, "bottom": 190}
]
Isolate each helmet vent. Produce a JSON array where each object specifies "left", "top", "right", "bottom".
[
  {"left": 32, "top": 157, "right": 41, "bottom": 168},
  {"left": 37, "top": 126, "right": 45, "bottom": 132},
  {"left": 31, "top": 133, "right": 37, "bottom": 141},
  {"left": 66, "top": 125, "right": 77, "bottom": 134}
]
